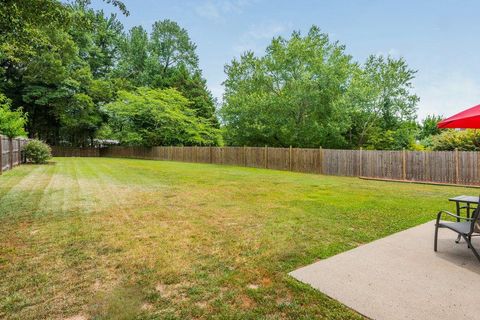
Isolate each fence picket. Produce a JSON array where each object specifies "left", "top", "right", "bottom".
[{"left": 0, "top": 135, "right": 28, "bottom": 173}]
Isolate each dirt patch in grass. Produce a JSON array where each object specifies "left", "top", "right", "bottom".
[{"left": 88, "top": 284, "right": 143, "bottom": 320}]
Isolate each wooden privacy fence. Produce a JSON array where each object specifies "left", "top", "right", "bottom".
[
  {"left": 0, "top": 135, "right": 28, "bottom": 174},
  {"left": 52, "top": 147, "right": 100, "bottom": 157},
  {"left": 51, "top": 146, "right": 480, "bottom": 186}
]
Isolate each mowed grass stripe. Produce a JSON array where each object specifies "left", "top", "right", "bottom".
[
  {"left": 0, "top": 157, "right": 469, "bottom": 319},
  {"left": 0, "top": 165, "right": 55, "bottom": 219}
]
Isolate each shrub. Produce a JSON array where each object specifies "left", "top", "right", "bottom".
[
  {"left": 23, "top": 140, "right": 52, "bottom": 164},
  {"left": 431, "top": 129, "right": 480, "bottom": 151}
]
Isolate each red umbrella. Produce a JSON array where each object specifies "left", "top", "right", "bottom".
[{"left": 438, "top": 104, "right": 480, "bottom": 129}]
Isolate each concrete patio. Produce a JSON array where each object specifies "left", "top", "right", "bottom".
[{"left": 290, "top": 221, "right": 480, "bottom": 320}]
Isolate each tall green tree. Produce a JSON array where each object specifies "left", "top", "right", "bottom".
[
  {"left": 0, "top": 0, "right": 71, "bottom": 68},
  {"left": 69, "top": 4, "right": 124, "bottom": 77},
  {"left": 416, "top": 114, "right": 443, "bottom": 149},
  {"left": 116, "top": 20, "right": 217, "bottom": 126},
  {"left": 0, "top": 0, "right": 126, "bottom": 70},
  {"left": 116, "top": 26, "right": 149, "bottom": 86},
  {"left": 221, "top": 26, "right": 354, "bottom": 147},
  {"left": 170, "top": 66, "right": 219, "bottom": 126},
  {"left": 418, "top": 114, "right": 442, "bottom": 140},
  {"left": 340, "top": 55, "right": 419, "bottom": 149},
  {"left": 1, "top": 1, "right": 125, "bottom": 145},
  {"left": 147, "top": 19, "right": 199, "bottom": 86}
]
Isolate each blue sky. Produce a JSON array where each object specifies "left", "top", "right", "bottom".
[{"left": 91, "top": 0, "right": 480, "bottom": 119}]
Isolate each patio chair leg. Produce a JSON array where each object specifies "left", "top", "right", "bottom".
[
  {"left": 462, "top": 235, "right": 480, "bottom": 263},
  {"left": 434, "top": 223, "right": 439, "bottom": 252}
]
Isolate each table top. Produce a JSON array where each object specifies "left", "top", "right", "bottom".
[{"left": 449, "top": 195, "right": 480, "bottom": 204}]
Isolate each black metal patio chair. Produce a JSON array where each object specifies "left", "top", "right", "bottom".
[{"left": 434, "top": 197, "right": 480, "bottom": 262}]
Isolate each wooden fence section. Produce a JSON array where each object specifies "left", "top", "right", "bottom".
[
  {"left": 0, "top": 135, "right": 28, "bottom": 174},
  {"left": 52, "top": 147, "right": 100, "bottom": 157},
  {"left": 51, "top": 146, "right": 480, "bottom": 186}
]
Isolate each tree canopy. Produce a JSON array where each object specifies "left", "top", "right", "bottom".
[
  {"left": 115, "top": 20, "right": 218, "bottom": 126},
  {"left": 340, "top": 55, "right": 419, "bottom": 150},
  {"left": 102, "top": 88, "right": 222, "bottom": 146},
  {"left": 222, "top": 28, "right": 354, "bottom": 147},
  {"left": 2, "top": 2, "right": 456, "bottom": 150},
  {"left": 220, "top": 27, "right": 420, "bottom": 149},
  {"left": 0, "top": 1, "right": 219, "bottom": 146}
]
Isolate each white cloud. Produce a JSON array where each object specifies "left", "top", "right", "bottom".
[
  {"left": 195, "top": 1, "right": 221, "bottom": 21},
  {"left": 220, "top": 0, "right": 252, "bottom": 13},
  {"left": 375, "top": 48, "right": 401, "bottom": 58},
  {"left": 194, "top": 0, "right": 254, "bottom": 22},
  {"left": 415, "top": 72, "right": 480, "bottom": 120},
  {"left": 247, "top": 21, "right": 288, "bottom": 40},
  {"left": 233, "top": 21, "right": 291, "bottom": 55}
]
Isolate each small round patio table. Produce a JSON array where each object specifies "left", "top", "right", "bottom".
[{"left": 448, "top": 195, "right": 479, "bottom": 243}]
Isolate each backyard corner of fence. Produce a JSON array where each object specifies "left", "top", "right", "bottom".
[
  {"left": 0, "top": 135, "right": 29, "bottom": 174},
  {"left": 50, "top": 146, "right": 480, "bottom": 187}
]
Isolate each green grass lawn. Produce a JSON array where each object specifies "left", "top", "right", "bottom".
[{"left": 0, "top": 157, "right": 472, "bottom": 319}]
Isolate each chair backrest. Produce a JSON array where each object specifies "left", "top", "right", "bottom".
[{"left": 470, "top": 196, "right": 480, "bottom": 234}]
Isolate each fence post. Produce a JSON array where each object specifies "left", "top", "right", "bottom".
[
  {"left": 9, "top": 138, "right": 13, "bottom": 169},
  {"left": 289, "top": 146, "right": 292, "bottom": 171},
  {"left": 319, "top": 147, "right": 323, "bottom": 174},
  {"left": 455, "top": 148, "right": 459, "bottom": 184},
  {"left": 402, "top": 148, "right": 406, "bottom": 180},
  {"left": 243, "top": 145, "right": 247, "bottom": 167},
  {"left": 424, "top": 151, "right": 429, "bottom": 181},
  {"left": 359, "top": 147, "right": 363, "bottom": 177},
  {"left": 19, "top": 139, "right": 22, "bottom": 163},
  {"left": 264, "top": 145, "right": 268, "bottom": 169},
  {"left": 209, "top": 146, "right": 213, "bottom": 163}
]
